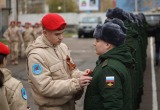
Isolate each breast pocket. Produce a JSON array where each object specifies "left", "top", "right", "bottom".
[{"left": 49, "top": 62, "right": 66, "bottom": 80}]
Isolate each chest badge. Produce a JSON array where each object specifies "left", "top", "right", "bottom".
[
  {"left": 106, "top": 76, "right": 115, "bottom": 88},
  {"left": 32, "top": 63, "right": 42, "bottom": 75}
]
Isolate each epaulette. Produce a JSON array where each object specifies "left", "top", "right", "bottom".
[{"left": 102, "top": 59, "right": 108, "bottom": 67}]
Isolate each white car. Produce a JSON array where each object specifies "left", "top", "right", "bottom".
[{"left": 78, "top": 16, "right": 102, "bottom": 38}]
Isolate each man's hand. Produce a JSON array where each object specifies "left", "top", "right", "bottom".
[
  {"left": 27, "top": 107, "right": 31, "bottom": 110},
  {"left": 79, "top": 74, "right": 92, "bottom": 88},
  {"left": 84, "top": 69, "right": 93, "bottom": 76}
]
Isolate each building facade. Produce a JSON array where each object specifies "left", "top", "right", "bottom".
[
  {"left": 0, "top": 0, "right": 11, "bottom": 37},
  {"left": 0, "top": 0, "right": 48, "bottom": 37}
]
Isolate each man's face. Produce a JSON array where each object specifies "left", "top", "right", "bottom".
[
  {"left": 43, "top": 29, "right": 65, "bottom": 46},
  {"left": 25, "top": 23, "right": 30, "bottom": 28},
  {"left": 35, "top": 24, "right": 39, "bottom": 28},
  {"left": 10, "top": 22, "right": 15, "bottom": 28},
  {"left": 17, "top": 23, "right": 21, "bottom": 27},
  {"left": 93, "top": 39, "right": 109, "bottom": 55}
]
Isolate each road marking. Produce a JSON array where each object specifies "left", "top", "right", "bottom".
[{"left": 150, "top": 37, "right": 158, "bottom": 110}]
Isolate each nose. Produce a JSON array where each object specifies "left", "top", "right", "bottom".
[
  {"left": 58, "top": 34, "right": 63, "bottom": 39},
  {"left": 93, "top": 42, "right": 96, "bottom": 46}
]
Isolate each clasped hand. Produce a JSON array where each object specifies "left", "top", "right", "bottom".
[{"left": 79, "top": 69, "right": 93, "bottom": 88}]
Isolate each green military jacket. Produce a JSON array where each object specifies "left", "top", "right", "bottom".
[
  {"left": 124, "top": 21, "right": 144, "bottom": 110},
  {"left": 84, "top": 44, "right": 134, "bottom": 110}
]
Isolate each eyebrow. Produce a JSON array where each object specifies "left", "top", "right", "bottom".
[{"left": 54, "top": 30, "right": 65, "bottom": 34}]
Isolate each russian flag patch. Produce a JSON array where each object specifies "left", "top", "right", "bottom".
[{"left": 106, "top": 76, "right": 115, "bottom": 88}]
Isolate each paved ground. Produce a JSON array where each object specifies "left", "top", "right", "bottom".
[{"left": 6, "top": 37, "right": 160, "bottom": 110}]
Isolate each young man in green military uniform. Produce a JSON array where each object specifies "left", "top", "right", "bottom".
[
  {"left": 84, "top": 20, "right": 134, "bottom": 110},
  {"left": 106, "top": 8, "right": 148, "bottom": 109}
]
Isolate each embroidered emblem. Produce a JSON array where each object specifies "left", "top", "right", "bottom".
[
  {"left": 106, "top": 76, "right": 115, "bottom": 88},
  {"left": 21, "top": 88, "right": 27, "bottom": 100},
  {"left": 32, "top": 63, "right": 42, "bottom": 75}
]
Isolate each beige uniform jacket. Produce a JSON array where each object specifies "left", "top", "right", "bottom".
[
  {"left": 23, "top": 27, "right": 35, "bottom": 42},
  {"left": 0, "top": 68, "right": 27, "bottom": 110},
  {"left": 33, "top": 27, "right": 42, "bottom": 39},
  {"left": 0, "top": 88, "right": 10, "bottom": 110},
  {"left": 3, "top": 26, "right": 23, "bottom": 42},
  {"left": 25, "top": 35, "right": 83, "bottom": 110}
]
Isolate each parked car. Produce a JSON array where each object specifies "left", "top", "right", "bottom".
[{"left": 77, "top": 16, "right": 102, "bottom": 38}]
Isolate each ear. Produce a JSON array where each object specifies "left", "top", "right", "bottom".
[
  {"left": 43, "top": 30, "right": 46, "bottom": 34},
  {"left": 2, "top": 57, "right": 7, "bottom": 66},
  {"left": 106, "top": 42, "right": 114, "bottom": 50},
  {"left": 106, "top": 42, "right": 111, "bottom": 48},
  {"left": 3, "top": 57, "right": 5, "bottom": 64}
]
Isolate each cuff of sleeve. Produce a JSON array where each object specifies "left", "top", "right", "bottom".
[
  {"left": 72, "top": 78, "right": 82, "bottom": 91},
  {"left": 72, "top": 69, "right": 84, "bottom": 78}
]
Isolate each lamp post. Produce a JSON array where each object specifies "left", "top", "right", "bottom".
[
  {"left": 16, "top": 0, "right": 18, "bottom": 21},
  {"left": 135, "top": 0, "right": 138, "bottom": 12}
]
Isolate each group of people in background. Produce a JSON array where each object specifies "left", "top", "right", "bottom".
[
  {"left": 0, "top": 7, "right": 159, "bottom": 110},
  {"left": 3, "top": 21, "right": 42, "bottom": 65}
]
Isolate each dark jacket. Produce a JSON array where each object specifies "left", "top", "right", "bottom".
[
  {"left": 84, "top": 44, "right": 133, "bottom": 110},
  {"left": 124, "top": 21, "right": 144, "bottom": 110},
  {"left": 154, "top": 26, "right": 160, "bottom": 43}
]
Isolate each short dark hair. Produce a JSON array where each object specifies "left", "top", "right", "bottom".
[
  {"left": 0, "top": 54, "right": 7, "bottom": 65},
  {"left": 0, "top": 70, "right": 4, "bottom": 88},
  {"left": 0, "top": 54, "right": 7, "bottom": 88}
]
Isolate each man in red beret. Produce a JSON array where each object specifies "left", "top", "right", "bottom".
[
  {"left": 23, "top": 22, "right": 34, "bottom": 49},
  {"left": 3, "top": 21, "right": 23, "bottom": 65},
  {"left": 33, "top": 22, "right": 42, "bottom": 39},
  {"left": 25, "top": 13, "right": 92, "bottom": 110},
  {"left": 16, "top": 21, "right": 25, "bottom": 58}
]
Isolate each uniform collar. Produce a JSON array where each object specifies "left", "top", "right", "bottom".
[{"left": 0, "top": 68, "right": 12, "bottom": 82}]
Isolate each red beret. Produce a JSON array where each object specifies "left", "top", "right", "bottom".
[
  {"left": 17, "top": 21, "right": 21, "bottom": 24},
  {"left": 25, "top": 22, "right": 30, "bottom": 25},
  {"left": 41, "top": 13, "right": 66, "bottom": 31},
  {"left": 35, "top": 22, "right": 39, "bottom": 25},
  {"left": 0, "top": 42, "right": 10, "bottom": 55},
  {"left": 10, "top": 21, "right": 15, "bottom": 25}
]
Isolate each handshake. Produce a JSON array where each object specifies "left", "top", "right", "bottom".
[{"left": 79, "top": 69, "right": 93, "bottom": 88}]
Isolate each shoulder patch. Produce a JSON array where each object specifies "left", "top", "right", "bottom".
[
  {"left": 21, "top": 88, "right": 27, "bottom": 100},
  {"left": 106, "top": 76, "right": 115, "bottom": 88},
  {"left": 32, "top": 63, "right": 42, "bottom": 75}
]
